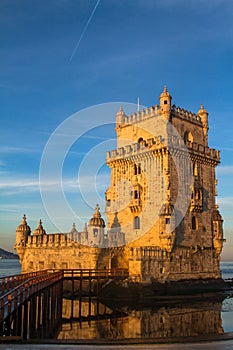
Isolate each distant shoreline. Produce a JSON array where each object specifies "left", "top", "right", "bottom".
[{"left": 0, "top": 247, "right": 19, "bottom": 260}]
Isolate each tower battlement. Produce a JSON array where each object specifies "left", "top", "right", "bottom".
[
  {"left": 107, "top": 137, "right": 220, "bottom": 163},
  {"left": 171, "top": 105, "right": 202, "bottom": 125},
  {"left": 116, "top": 104, "right": 203, "bottom": 127},
  {"left": 26, "top": 233, "right": 78, "bottom": 249}
]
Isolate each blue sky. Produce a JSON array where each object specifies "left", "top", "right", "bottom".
[{"left": 0, "top": 0, "right": 232, "bottom": 260}]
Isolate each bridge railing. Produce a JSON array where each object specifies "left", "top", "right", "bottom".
[
  {"left": 61, "top": 268, "right": 129, "bottom": 279},
  {"left": 0, "top": 269, "right": 57, "bottom": 295},
  {"left": 0, "top": 270, "right": 63, "bottom": 325}
]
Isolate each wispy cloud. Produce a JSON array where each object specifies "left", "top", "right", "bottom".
[
  {"left": 0, "top": 173, "right": 110, "bottom": 196},
  {"left": 0, "top": 146, "right": 41, "bottom": 155},
  {"left": 0, "top": 178, "right": 40, "bottom": 195}
]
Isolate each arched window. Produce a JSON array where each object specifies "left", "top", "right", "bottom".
[
  {"left": 134, "top": 216, "right": 140, "bottom": 229},
  {"left": 192, "top": 216, "right": 198, "bottom": 230},
  {"left": 138, "top": 137, "right": 144, "bottom": 146},
  {"left": 138, "top": 163, "right": 141, "bottom": 174},
  {"left": 184, "top": 131, "right": 193, "bottom": 143},
  {"left": 188, "top": 132, "right": 193, "bottom": 142},
  {"left": 134, "top": 164, "right": 137, "bottom": 175},
  {"left": 93, "top": 228, "right": 98, "bottom": 237},
  {"left": 193, "top": 163, "right": 198, "bottom": 176}
]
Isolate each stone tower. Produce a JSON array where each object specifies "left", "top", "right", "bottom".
[{"left": 106, "top": 87, "right": 225, "bottom": 282}]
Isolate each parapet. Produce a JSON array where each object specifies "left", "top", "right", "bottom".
[
  {"left": 185, "top": 140, "right": 220, "bottom": 162},
  {"left": 116, "top": 105, "right": 160, "bottom": 127},
  {"left": 171, "top": 105, "right": 202, "bottom": 125},
  {"left": 106, "top": 136, "right": 164, "bottom": 161},
  {"left": 107, "top": 135, "right": 220, "bottom": 162},
  {"left": 26, "top": 233, "right": 80, "bottom": 248},
  {"left": 116, "top": 103, "right": 203, "bottom": 128}
]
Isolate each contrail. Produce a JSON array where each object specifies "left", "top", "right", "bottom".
[{"left": 69, "top": 0, "right": 101, "bottom": 62}]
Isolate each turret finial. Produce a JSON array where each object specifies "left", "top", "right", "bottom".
[
  {"left": 94, "top": 204, "right": 100, "bottom": 216},
  {"left": 34, "top": 219, "right": 46, "bottom": 235},
  {"left": 21, "top": 214, "right": 27, "bottom": 224}
]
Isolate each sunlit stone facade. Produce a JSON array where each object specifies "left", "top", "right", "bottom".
[{"left": 15, "top": 87, "right": 225, "bottom": 283}]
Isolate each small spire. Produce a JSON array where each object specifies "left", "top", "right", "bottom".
[
  {"left": 94, "top": 204, "right": 101, "bottom": 217},
  {"left": 70, "top": 222, "right": 77, "bottom": 233},
  {"left": 117, "top": 105, "right": 124, "bottom": 115},
  {"left": 21, "top": 214, "right": 27, "bottom": 224},
  {"left": 164, "top": 86, "right": 167, "bottom": 93},
  {"left": 34, "top": 219, "right": 46, "bottom": 235}
]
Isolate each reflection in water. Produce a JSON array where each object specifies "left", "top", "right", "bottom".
[
  {"left": 57, "top": 296, "right": 232, "bottom": 340},
  {"left": 5, "top": 279, "right": 232, "bottom": 341}
]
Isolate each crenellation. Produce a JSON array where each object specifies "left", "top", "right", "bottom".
[
  {"left": 107, "top": 137, "right": 220, "bottom": 165},
  {"left": 116, "top": 105, "right": 163, "bottom": 129},
  {"left": 172, "top": 104, "right": 202, "bottom": 125}
]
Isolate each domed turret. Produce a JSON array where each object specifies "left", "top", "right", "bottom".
[
  {"left": 15, "top": 214, "right": 31, "bottom": 262},
  {"left": 89, "top": 204, "right": 105, "bottom": 228},
  {"left": 70, "top": 222, "right": 78, "bottom": 234},
  {"left": 33, "top": 219, "right": 46, "bottom": 236},
  {"left": 159, "top": 86, "right": 172, "bottom": 119},
  {"left": 16, "top": 214, "right": 31, "bottom": 236},
  {"left": 116, "top": 105, "right": 126, "bottom": 125},
  {"left": 88, "top": 204, "right": 106, "bottom": 247}
]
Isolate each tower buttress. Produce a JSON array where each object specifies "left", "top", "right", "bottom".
[{"left": 198, "top": 104, "right": 209, "bottom": 146}]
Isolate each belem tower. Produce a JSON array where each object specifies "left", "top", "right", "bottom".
[{"left": 15, "top": 87, "right": 225, "bottom": 284}]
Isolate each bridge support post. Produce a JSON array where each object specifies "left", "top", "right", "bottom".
[{"left": 22, "top": 300, "right": 28, "bottom": 340}]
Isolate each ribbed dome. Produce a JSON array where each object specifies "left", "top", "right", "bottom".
[
  {"left": 89, "top": 204, "right": 105, "bottom": 228},
  {"left": 160, "top": 86, "right": 171, "bottom": 99},
  {"left": 16, "top": 214, "right": 31, "bottom": 233},
  {"left": 33, "top": 219, "right": 46, "bottom": 235}
]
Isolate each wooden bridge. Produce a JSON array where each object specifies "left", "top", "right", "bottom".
[{"left": 0, "top": 268, "right": 128, "bottom": 340}]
